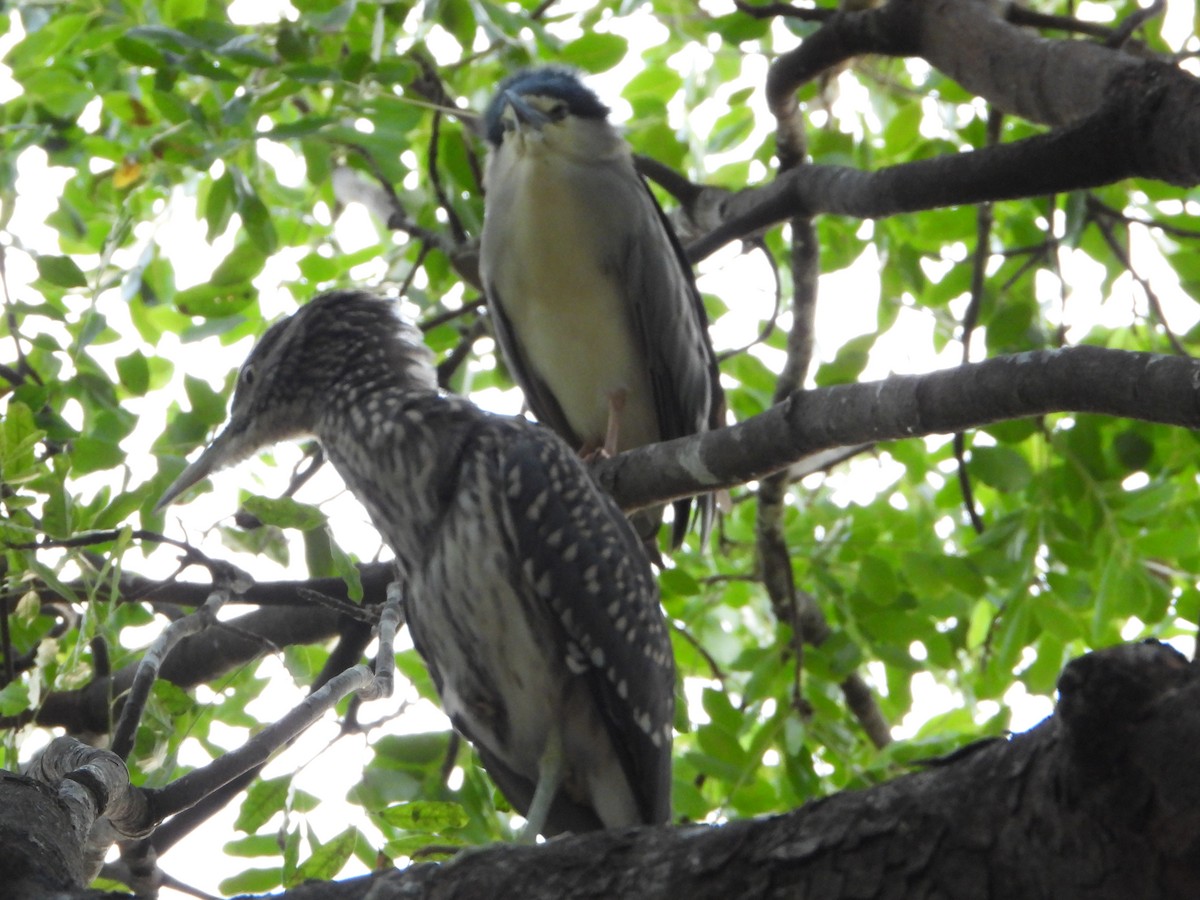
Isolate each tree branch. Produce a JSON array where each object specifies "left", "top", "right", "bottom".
[
  {"left": 595, "top": 346, "right": 1200, "bottom": 514},
  {"left": 133, "top": 641, "right": 1193, "bottom": 900},
  {"left": 10, "top": 565, "right": 395, "bottom": 736}
]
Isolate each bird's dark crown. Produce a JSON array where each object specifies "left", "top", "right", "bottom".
[
  {"left": 484, "top": 66, "right": 610, "bottom": 145},
  {"left": 231, "top": 291, "right": 436, "bottom": 413}
]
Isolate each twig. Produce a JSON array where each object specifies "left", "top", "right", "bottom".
[
  {"left": 734, "top": 0, "right": 834, "bottom": 22},
  {"left": 1088, "top": 196, "right": 1200, "bottom": 240},
  {"left": 0, "top": 590, "right": 13, "bottom": 685},
  {"left": 111, "top": 587, "right": 234, "bottom": 760},
  {"left": 8, "top": 529, "right": 234, "bottom": 581},
  {"left": 0, "top": 243, "right": 42, "bottom": 387},
  {"left": 716, "top": 238, "right": 782, "bottom": 363},
  {"left": 297, "top": 586, "right": 378, "bottom": 623},
  {"left": 420, "top": 297, "right": 487, "bottom": 331},
  {"left": 1006, "top": 4, "right": 1115, "bottom": 40},
  {"left": 1105, "top": 0, "right": 1163, "bottom": 49},
  {"left": 1090, "top": 204, "right": 1189, "bottom": 357},
  {"left": 670, "top": 621, "right": 726, "bottom": 684},
  {"left": 356, "top": 581, "right": 403, "bottom": 702},
  {"left": 954, "top": 106, "right": 1001, "bottom": 537},
  {"left": 148, "top": 662, "right": 378, "bottom": 821},
  {"left": 436, "top": 316, "right": 487, "bottom": 388},
  {"left": 429, "top": 111, "right": 467, "bottom": 245}
]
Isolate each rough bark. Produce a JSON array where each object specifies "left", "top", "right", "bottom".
[
  {"left": 11, "top": 641, "right": 1197, "bottom": 899},
  {"left": 0, "top": 773, "right": 91, "bottom": 900},
  {"left": 684, "top": 0, "right": 1200, "bottom": 262}
]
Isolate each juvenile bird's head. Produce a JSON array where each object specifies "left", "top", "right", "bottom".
[{"left": 156, "top": 291, "right": 436, "bottom": 510}]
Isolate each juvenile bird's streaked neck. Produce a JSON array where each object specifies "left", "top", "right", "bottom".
[{"left": 314, "top": 385, "right": 470, "bottom": 567}]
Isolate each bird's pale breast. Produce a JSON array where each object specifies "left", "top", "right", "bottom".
[{"left": 483, "top": 148, "right": 661, "bottom": 451}]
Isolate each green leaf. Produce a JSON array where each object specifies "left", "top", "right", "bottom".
[
  {"left": 1113, "top": 430, "right": 1153, "bottom": 471},
  {"left": 5, "top": 14, "right": 90, "bottom": 69},
  {"left": 377, "top": 801, "right": 469, "bottom": 832},
  {"left": 292, "top": 827, "right": 358, "bottom": 884},
  {"left": 302, "top": 525, "right": 336, "bottom": 578},
  {"left": 36, "top": 255, "right": 88, "bottom": 289},
  {"left": 659, "top": 567, "right": 701, "bottom": 597},
  {"left": 237, "top": 188, "right": 279, "bottom": 256},
  {"left": 224, "top": 834, "right": 283, "bottom": 858},
  {"left": 369, "top": 731, "right": 452, "bottom": 774},
  {"left": 236, "top": 776, "right": 291, "bottom": 833},
  {"left": 174, "top": 242, "right": 265, "bottom": 318},
  {"left": 969, "top": 445, "right": 1033, "bottom": 493},
  {"left": 330, "top": 540, "right": 364, "bottom": 603},
  {"left": 695, "top": 724, "right": 750, "bottom": 776},
  {"left": 700, "top": 687, "right": 742, "bottom": 735},
  {"left": 856, "top": 555, "right": 897, "bottom": 604},
  {"left": 162, "top": 0, "right": 207, "bottom": 25},
  {"left": 882, "top": 101, "right": 921, "bottom": 153},
  {"left": 212, "top": 241, "right": 267, "bottom": 287},
  {"left": 0, "top": 681, "right": 30, "bottom": 716},
  {"left": 114, "top": 34, "right": 167, "bottom": 68},
  {"left": 19, "top": 67, "right": 89, "bottom": 119},
  {"left": 624, "top": 67, "right": 682, "bottom": 105},
  {"left": 70, "top": 438, "right": 124, "bottom": 475},
  {"left": 219, "top": 867, "right": 283, "bottom": 896},
  {"left": 116, "top": 351, "right": 151, "bottom": 396},
  {"left": 242, "top": 496, "right": 327, "bottom": 531},
  {"left": 559, "top": 33, "right": 628, "bottom": 72},
  {"left": 815, "top": 333, "right": 875, "bottom": 387},
  {"left": 708, "top": 105, "right": 754, "bottom": 154},
  {"left": 1, "top": 401, "right": 45, "bottom": 485},
  {"left": 205, "top": 171, "right": 236, "bottom": 241},
  {"left": 125, "top": 25, "right": 207, "bottom": 52}
]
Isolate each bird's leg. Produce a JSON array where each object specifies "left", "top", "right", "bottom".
[
  {"left": 580, "top": 388, "right": 627, "bottom": 463},
  {"left": 519, "top": 728, "right": 564, "bottom": 843},
  {"left": 603, "top": 388, "right": 626, "bottom": 457}
]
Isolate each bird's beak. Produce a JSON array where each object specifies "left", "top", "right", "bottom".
[
  {"left": 503, "top": 91, "right": 550, "bottom": 130},
  {"left": 154, "top": 426, "right": 247, "bottom": 512}
]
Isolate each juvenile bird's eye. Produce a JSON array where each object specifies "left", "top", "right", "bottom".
[{"left": 241, "top": 365, "right": 255, "bottom": 388}]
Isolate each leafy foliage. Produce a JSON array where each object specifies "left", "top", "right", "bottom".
[{"left": 0, "top": 0, "right": 1197, "bottom": 893}]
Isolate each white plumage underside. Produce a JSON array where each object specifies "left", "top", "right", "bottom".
[{"left": 483, "top": 136, "right": 661, "bottom": 451}]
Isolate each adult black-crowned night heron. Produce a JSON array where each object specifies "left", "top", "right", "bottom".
[
  {"left": 157, "top": 291, "right": 674, "bottom": 837},
  {"left": 480, "top": 67, "right": 725, "bottom": 549}
]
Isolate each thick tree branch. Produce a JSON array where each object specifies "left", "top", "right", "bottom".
[
  {"left": 34, "top": 641, "right": 1188, "bottom": 900},
  {"left": 688, "top": 65, "right": 1191, "bottom": 262},
  {"left": 595, "top": 346, "right": 1200, "bottom": 514},
  {"left": 766, "top": 0, "right": 1147, "bottom": 128},
  {"left": 687, "top": 0, "right": 1197, "bottom": 261}
]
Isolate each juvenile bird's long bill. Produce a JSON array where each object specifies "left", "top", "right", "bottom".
[{"left": 155, "top": 429, "right": 241, "bottom": 512}]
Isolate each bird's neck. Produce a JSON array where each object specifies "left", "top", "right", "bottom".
[{"left": 312, "top": 382, "right": 475, "bottom": 566}]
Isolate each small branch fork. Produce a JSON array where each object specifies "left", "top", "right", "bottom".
[
  {"left": 147, "top": 579, "right": 404, "bottom": 820},
  {"left": 20, "top": 572, "right": 407, "bottom": 891}
]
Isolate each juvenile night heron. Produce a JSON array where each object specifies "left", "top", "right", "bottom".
[
  {"left": 480, "top": 67, "right": 724, "bottom": 549},
  {"left": 157, "top": 291, "right": 674, "bottom": 837}
]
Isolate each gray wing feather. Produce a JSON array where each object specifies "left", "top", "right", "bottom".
[
  {"left": 499, "top": 421, "right": 674, "bottom": 825},
  {"left": 619, "top": 170, "right": 725, "bottom": 544}
]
